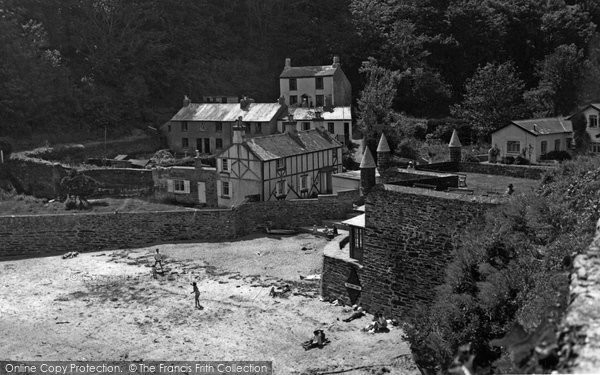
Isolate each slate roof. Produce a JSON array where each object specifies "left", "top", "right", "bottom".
[
  {"left": 280, "top": 65, "right": 339, "bottom": 78},
  {"left": 360, "top": 147, "right": 376, "bottom": 168},
  {"left": 509, "top": 117, "right": 573, "bottom": 135},
  {"left": 342, "top": 213, "right": 365, "bottom": 228},
  {"left": 449, "top": 129, "right": 462, "bottom": 147},
  {"left": 244, "top": 129, "right": 341, "bottom": 161},
  {"left": 287, "top": 106, "right": 352, "bottom": 121},
  {"left": 377, "top": 133, "right": 390, "bottom": 152},
  {"left": 171, "top": 103, "right": 283, "bottom": 122}
]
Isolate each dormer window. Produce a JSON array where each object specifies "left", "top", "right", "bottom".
[
  {"left": 276, "top": 158, "right": 285, "bottom": 170},
  {"left": 589, "top": 115, "right": 598, "bottom": 128}
]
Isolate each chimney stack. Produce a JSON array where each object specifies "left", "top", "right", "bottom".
[
  {"left": 284, "top": 114, "right": 297, "bottom": 135},
  {"left": 285, "top": 57, "right": 291, "bottom": 68},
  {"left": 183, "top": 95, "right": 191, "bottom": 107},
  {"left": 233, "top": 116, "right": 245, "bottom": 144},
  {"left": 376, "top": 133, "right": 391, "bottom": 171},
  {"left": 360, "top": 147, "right": 377, "bottom": 195},
  {"left": 448, "top": 129, "right": 462, "bottom": 163},
  {"left": 332, "top": 55, "right": 340, "bottom": 68}
]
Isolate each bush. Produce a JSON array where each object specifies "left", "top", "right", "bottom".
[
  {"left": 501, "top": 156, "right": 515, "bottom": 164},
  {"left": 514, "top": 155, "right": 530, "bottom": 165},
  {"left": 462, "top": 151, "right": 480, "bottom": 163},
  {"left": 541, "top": 150, "right": 571, "bottom": 161},
  {"left": 0, "top": 138, "right": 13, "bottom": 160}
]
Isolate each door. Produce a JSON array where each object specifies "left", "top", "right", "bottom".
[
  {"left": 204, "top": 138, "right": 211, "bottom": 154},
  {"left": 197, "top": 182, "right": 206, "bottom": 203}
]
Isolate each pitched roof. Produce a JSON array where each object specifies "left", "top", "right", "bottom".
[
  {"left": 376, "top": 133, "right": 390, "bottom": 152},
  {"left": 360, "top": 147, "right": 376, "bottom": 168},
  {"left": 171, "top": 103, "right": 283, "bottom": 122},
  {"left": 509, "top": 117, "right": 573, "bottom": 135},
  {"left": 280, "top": 65, "right": 339, "bottom": 78},
  {"left": 448, "top": 129, "right": 462, "bottom": 147},
  {"left": 244, "top": 129, "right": 341, "bottom": 161},
  {"left": 567, "top": 103, "right": 600, "bottom": 118},
  {"left": 287, "top": 106, "right": 352, "bottom": 121}
]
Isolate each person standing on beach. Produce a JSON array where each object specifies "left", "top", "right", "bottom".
[
  {"left": 153, "top": 248, "right": 164, "bottom": 272},
  {"left": 191, "top": 282, "right": 202, "bottom": 309}
]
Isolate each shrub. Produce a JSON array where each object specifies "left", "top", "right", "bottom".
[
  {"left": 541, "top": 150, "right": 571, "bottom": 161},
  {"left": 514, "top": 155, "right": 530, "bottom": 165},
  {"left": 0, "top": 138, "right": 13, "bottom": 160},
  {"left": 501, "top": 156, "right": 515, "bottom": 164},
  {"left": 462, "top": 151, "right": 480, "bottom": 163}
]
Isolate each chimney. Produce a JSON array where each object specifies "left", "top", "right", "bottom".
[
  {"left": 285, "top": 57, "right": 291, "bottom": 68},
  {"left": 376, "top": 133, "right": 391, "bottom": 171},
  {"left": 332, "top": 55, "right": 340, "bottom": 68},
  {"left": 183, "top": 95, "right": 191, "bottom": 107},
  {"left": 448, "top": 129, "right": 462, "bottom": 163},
  {"left": 360, "top": 147, "right": 377, "bottom": 195},
  {"left": 284, "top": 114, "right": 297, "bottom": 135},
  {"left": 233, "top": 116, "right": 245, "bottom": 144}
]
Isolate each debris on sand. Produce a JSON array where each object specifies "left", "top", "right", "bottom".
[
  {"left": 62, "top": 251, "right": 79, "bottom": 259},
  {"left": 299, "top": 274, "right": 321, "bottom": 281}
]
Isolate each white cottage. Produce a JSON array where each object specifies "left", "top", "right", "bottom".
[
  {"left": 215, "top": 119, "right": 343, "bottom": 208},
  {"left": 491, "top": 117, "right": 573, "bottom": 162}
]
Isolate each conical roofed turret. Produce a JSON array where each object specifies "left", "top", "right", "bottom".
[
  {"left": 449, "top": 129, "right": 462, "bottom": 147},
  {"left": 360, "top": 147, "right": 376, "bottom": 169},
  {"left": 376, "top": 133, "right": 390, "bottom": 152}
]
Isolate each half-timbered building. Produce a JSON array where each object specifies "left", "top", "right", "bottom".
[{"left": 215, "top": 119, "right": 343, "bottom": 208}]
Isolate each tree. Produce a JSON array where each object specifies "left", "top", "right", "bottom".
[
  {"left": 524, "top": 44, "right": 588, "bottom": 116},
  {"left": 60, "top": 170, "right": 99, "bottom": 209},
  {"left": 451, "top": 62, "right": 527, "bottom": 140}
]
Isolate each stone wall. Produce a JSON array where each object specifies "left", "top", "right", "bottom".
[
  {"left": 5, "top": 158, "right": 153, "bottom": 199},
  {"left": 152, "top": 166, "right": 218, "bottom": 207},
  {"left": 357, "top": 185, "right": 497, "bottom": 318},
  {"left": 0, "top": 209, "right": 234, "bottom": 260},
  {"left": 416, "top": 161, "right": 553, "bottom": 180},
  {"left": 321, "top": 234, "right": 363, "bottom": 306},
  {"left": 559, "top": 219, "right": 600, "bottom": 372},
  {"left": 0, "top": 189, "right": 359, "bottom": 260}
]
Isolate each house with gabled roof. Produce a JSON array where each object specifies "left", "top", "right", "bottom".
[
  {"left": 277, "top": 106, "right": 352, "bottom": 145},
  {"left": 279, "top": 56, "right": 352, "bottom": 108},
  {"left": 567, "top": 103, "right": 600, "bottom": 153},
  {"left": 491, "top": 117, "right": 573, "bottom": 162},
  {"left": 161, "top": 96, "right": 287, "bottom": 154},
  {"left": 215, "top": 118, "right": 343, "bottom": 208}
]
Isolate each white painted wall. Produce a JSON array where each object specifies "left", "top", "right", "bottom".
[{"left": 492, "top": 124, "right": 571, "bottom": 161}]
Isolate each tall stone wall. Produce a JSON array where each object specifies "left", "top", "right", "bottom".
[
  {"left": 86, "top": 168, "right": 154, "bottom": 197},
  {"left": 358, "top": 185, "right": 497, "bottom": 318},
  {"left": 0, "top": 190, "right": 359, "bottom": 260},
  {"left": 416, "top": 161, "right": 553, "bottom": 180}
]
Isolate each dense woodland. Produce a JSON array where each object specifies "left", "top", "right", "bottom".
[{"left": 2, "top": 0, "right": 600, "bottom": 146}]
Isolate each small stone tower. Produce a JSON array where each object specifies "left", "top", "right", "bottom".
[
  {"left": 448, "top": 129, "right": 462, "bottom": 163},
  {"left": 360, "top": 146, "right": 377, "bottom": 195},
  {"left": 376, "top": 133, "right": 391, "bottom": 171}
]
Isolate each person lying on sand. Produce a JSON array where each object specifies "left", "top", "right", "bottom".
[
  {"left": 343, "top": 304, "right": 365, "bottom": 322},
  {"left": 302, "top": 329, "right": 329, "bottom": 350},
  {"left": 191, "top": 282, "right": 202, "bottom": 309}
]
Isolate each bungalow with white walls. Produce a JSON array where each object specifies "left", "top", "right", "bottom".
[
  {"left": 215, "top": 118, "right": 343, "bottom": 208},
  {"left": 491, "top": 117, "right": 573, "bottom": 162}
]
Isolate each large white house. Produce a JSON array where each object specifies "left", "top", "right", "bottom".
[
  {"left": 491, "top": 117, "right": 573, "bottom": 162},
  {"left": 215, "top": 119, "right": 343, "bottom": 208},
  {"left": 279, "top": 56, "right": 352, "bottom": 108}
]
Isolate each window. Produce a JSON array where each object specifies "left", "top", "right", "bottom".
[
  {"left": 196, "top": 138, "right": 203, "bottom": 153},
  {"left": 168, "top": 125, "right": 171, "bottom": 132},
  {"left": 222, "top": 158, "right": 229, "bottom": 172},
  {"left": 302, "top": 122, "right": 310, "bottom": 131},
  {"left": 589, "top": 115, "right": 598, "bottom": 128},
  {"left": 592, "top": 143, "right": 600, "bottom": 153},
  {"left": 315, "top": 77, "right": 323, "bottom": 90},
  {"left": 171, "top": 179, "right": 189, "bottom": 194},
  {"left": 276, "top": 158, "right": 285, "bottom": 170},
  {"left": 255, "top": 123, "right": 262, "bottom": 134},
  {"left": 316, "top": 95, "right": 324, "bottom": 107},
  {"left": 328, "top": 122, "right": 335, "bottom": 133},
  {"left": 541, "top": 140, "right": 547, "bottom": 154},
  {"left": 289, "top": 95, "right": 298, "bottom": 106},
  {"left": 344, "top": 123, "right": 349, "bottom": 135},
  {"left": 276, "top": 180, "right": 286, "bottom": 196},
  {"left": 506, "top": 141, "right": 520, "bottom": 153},
  {"left": 554, "top": 139, "right": 561, "bottom": 151},
  {"left": 222, "top": 181, "right": 230, "bottom": 197},
  {"left": 221, "top": 97, "right": 227, "bottom": 103},
  {"left": 567, "top": 138, "right": 573, "bottom": 149},
  {"left": 216, "top": 138, "right": 223, "bottom": 149},
  {"left": 289, "top": 78, "right": 297, "bottom": 91},
  {"left": 300, "top": 175, "right": 309, "bottom": 191},
  {"left": 182, "top": 138, "right": 189, "bottom": 148},
  {"left": 181, "top": 121, "right": 188, "bottom": 132},
  {"left": 215, "top": 122, "right": 222, "bottom": 133}
]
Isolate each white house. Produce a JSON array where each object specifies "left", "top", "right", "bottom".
[
  {"left": 279, "top": 56, "right": 352, "bottom": 107},
  {"left": 568, "top": 103, "right": 600, "bottom": 152},
  {"left": 491, "top": 117, "right": 573, "bottom": 162},
  {"left": 277, "top": 106, "right": 352, "bottom": 144},
  {"left": 215, "top": 119, "right": 343, "bottom": 208}
]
